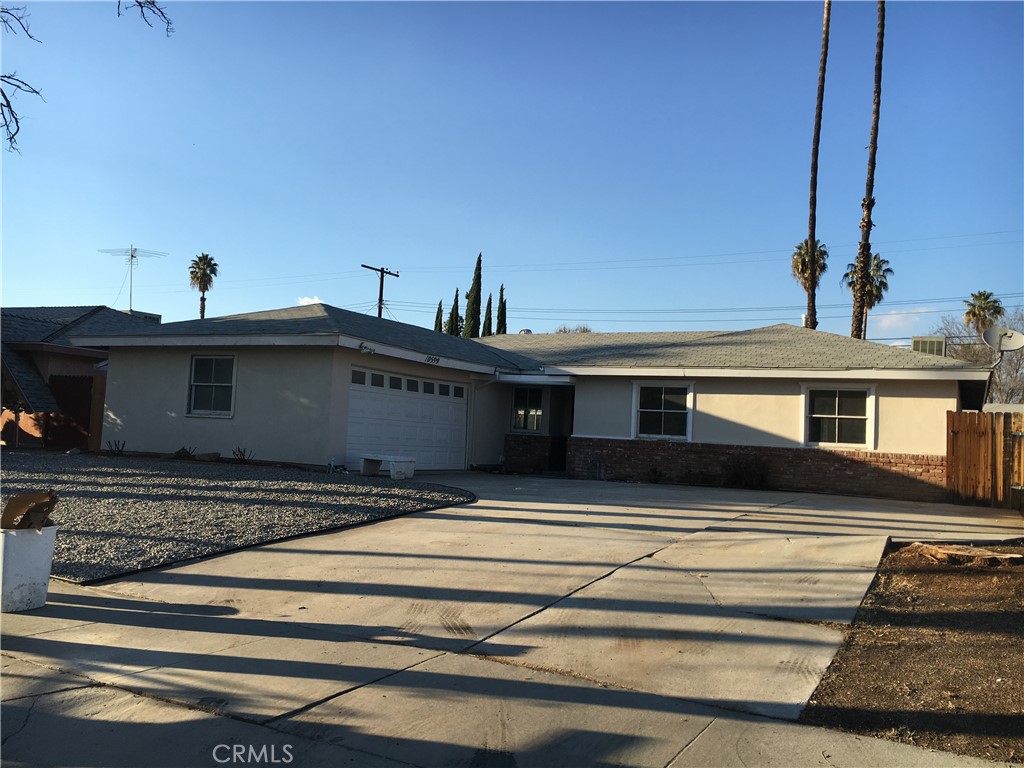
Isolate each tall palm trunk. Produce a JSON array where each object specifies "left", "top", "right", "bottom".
[
  {"left": 200, "top": 293, "right": 207, "bottom": 320},
  {"left": 852, "top": 1, "right": 885, "bottom": 339},
  {"left": 806, "top": 0, "right": 832, "bottom": 330}
]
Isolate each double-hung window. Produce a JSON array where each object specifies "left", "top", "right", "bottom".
[
  {"left": 636, "top": 384, "right": 690, "bottom": 439},
  {"left": 512, "top": 387, "right": 543, "bottom": 431},
  {"left": 188, "top": 356, "right": 234, "bottom": 416},
  {"left": 806, "top": 388, "right": 869, "bottom": 446}
]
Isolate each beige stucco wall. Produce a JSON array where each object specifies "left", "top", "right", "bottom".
[
  {"left": 572, "top": 378, "right": 634, "bottom": 438},
  {"left": 103, "top": 345, "right": 486, "bottom": 468},
  {"left": 571, "top": 375, "right": 959, "bottom": 455},
  {"left": 469, "top": 380, "right": 509, "bottom": 465},
  {"left": 103, "top": 346, "right": 337, "bottom": 465}
]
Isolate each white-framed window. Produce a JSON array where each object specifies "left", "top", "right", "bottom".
[
  {"left": 802, "top": 385, "right": 875, "bottom": 448},
  {"left": 187, "top": 355, "right": 235, "bottom": 417},
  {"left": 512, "top": 387, "right": 543, "bottom": 431},
  {"left": 633, "top": 382, "right": 692, "bottom": 439}
]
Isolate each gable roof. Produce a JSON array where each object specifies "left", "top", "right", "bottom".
[
  {"left": 1, "top": 306, "right": 160, "bottom": 412},
  {"left": 69, "top": 303, "right": 540, "bottom": 372},
  {"left": 476, "top": 324, "right": 988, "bottom": 374}
]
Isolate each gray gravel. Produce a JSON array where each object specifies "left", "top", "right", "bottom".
[{"left": 0, "top": 451, "right": 474, "bottom": 584}]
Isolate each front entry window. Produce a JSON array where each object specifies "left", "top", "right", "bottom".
[{"left": 513, "top": 387, "right": 542, "bottom": 431}]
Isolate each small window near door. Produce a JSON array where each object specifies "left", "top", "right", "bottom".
[{"left": 513, "top": 387, "right": 542, "bottom": 431}]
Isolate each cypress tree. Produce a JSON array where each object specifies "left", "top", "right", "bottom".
[
  {"left": 444, "top": 288, "right": 461, "bottom": 335},
  {"left": 463, "top": 252, "right": 483, "bottom": 338},
  {"left": 433, "top": 301, "right": 443, "bottom": 333},
  {"left": 496, "top": 284, "right": 507, "bottom": 335},
  {"left": 482, "top": 293, "right": 493, "bottom": 337}
]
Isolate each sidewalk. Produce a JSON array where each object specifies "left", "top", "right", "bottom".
[{"left": 3, "top": 475, "right": 1020, "bottom": 767}]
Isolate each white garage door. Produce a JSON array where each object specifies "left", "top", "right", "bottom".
[{"left": 346, "top": 367, "right": 468, "bottom": 471}]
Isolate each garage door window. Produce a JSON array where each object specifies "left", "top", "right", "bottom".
[{"left": 188, "top": 356, "right": 234, "bottom": 417}]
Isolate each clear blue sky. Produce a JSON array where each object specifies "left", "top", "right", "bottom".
[{"left": 3, "top": 1, "right": 1021, "bottom": 341}]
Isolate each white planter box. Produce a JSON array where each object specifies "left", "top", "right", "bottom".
[{"left": 1, "top": 526, "right": 58, "bottom": 612}]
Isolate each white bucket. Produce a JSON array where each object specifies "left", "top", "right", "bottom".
[{"left": 0, "top": 526, "right": 58, "bottom": 612}]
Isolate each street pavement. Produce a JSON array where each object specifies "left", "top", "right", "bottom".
[{"left": 2, "top": 474, "right": 1021, "bottom": 767}]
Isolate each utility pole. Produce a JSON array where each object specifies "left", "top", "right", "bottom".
[{"left": 361, "top": 264, "right": 399, "bottom": 318}]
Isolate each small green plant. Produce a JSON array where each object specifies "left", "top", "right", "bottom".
[
  {"left": 173, "top": 446, "right": 197, "bottom": 460},
  {"left": 232, "top": 446, "right": 254, "bottom": 463},
  {"left": 105, "top": 440, "right": 126, "bottom": 455}
]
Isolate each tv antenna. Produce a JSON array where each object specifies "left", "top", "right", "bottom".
[{"left": 98, "top": 245, "right": 167, "bottom": 312}]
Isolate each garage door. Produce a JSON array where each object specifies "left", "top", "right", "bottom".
[{"left": 346, "top": 367, "right": 468, "bottom": 470}]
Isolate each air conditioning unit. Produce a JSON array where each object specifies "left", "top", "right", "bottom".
[{"left": 912, "top": 336, "right": 946, "bottom": 356}]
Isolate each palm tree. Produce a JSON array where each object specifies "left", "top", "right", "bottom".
[
  {"left": 791, "top": 240, "right": 829, "bottom": 295},
  {"left": 804, "top": 0, "right": 832, "bottom": 329},
  {"left": 189, "top": 253, "right": 219, "bottom": 319},
  {"left": 842, "top": 253, "right": 893, "bottom": 338},
  {"left": 963, "top": 291, "right": 1005, "bottom": 337},
  {"left": 851, "top": 0, "right": 885, "bottom": 339}
]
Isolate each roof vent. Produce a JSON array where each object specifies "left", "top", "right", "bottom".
[
  {"left": 518, "top": 329, "right": 533, "bottom": 335},
  {"left": 912, "top": 336, "right": 946, "bottom": 356}
]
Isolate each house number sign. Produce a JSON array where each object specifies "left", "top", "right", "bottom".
[{"left": 424, "top": 356, "right": 441, "bottom": 365}]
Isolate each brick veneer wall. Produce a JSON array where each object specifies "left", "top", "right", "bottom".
[
  {"left": 504, "top": 433, "right": 555, "bottom": 473},
  {"left": 567, "top": 436, "right": 947, "bottom": 503}
]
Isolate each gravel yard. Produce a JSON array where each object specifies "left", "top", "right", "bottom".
[{"left": 0, "top": 451, "right": 474, "bottom": 583}]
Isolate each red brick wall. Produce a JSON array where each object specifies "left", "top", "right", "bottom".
[
  {"left": 567, "top": 436, "right": 947, "bottom": 503},
  {"left": 504, "top": 433, "right": 556, "bottom": 473}
]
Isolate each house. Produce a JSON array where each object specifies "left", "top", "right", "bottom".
[
  {"left": 1, "top": 306, "right": 161, "bottom": 450},
  {"left": 70, "top": 303, "right": 990, "bottom": 502}
]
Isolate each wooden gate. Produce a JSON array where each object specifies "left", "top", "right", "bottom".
[{"left": 947, "top": 411, "right": 1024, "bottom": 509}]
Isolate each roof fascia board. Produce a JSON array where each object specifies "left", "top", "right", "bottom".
[
  {"left": 9, "top": 342, "right": 106, "bottom": 359},
  {"left": 68, "top": 334, "right": 339, "bottom": 348},
  {"left": 543, "top": 366, "right": 991, "bottom": 381},
  {"left": 495, "top": 372, "right": 576, "bottom": 385},
  {"left": 335, "top": 335, "right": 497, "bottom": 375}
]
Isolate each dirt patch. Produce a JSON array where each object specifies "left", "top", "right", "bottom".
[{"left": 801, "top": 539, "right": 1024, "bottom": 763}]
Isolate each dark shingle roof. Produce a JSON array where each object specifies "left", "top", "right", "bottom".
[
  {"left": 1, "top": 306, "right": 161, "bottom": 412},
  {"left": 73, "top": 304, "right": 540, "bottom": 371},
  {"left": 475, "top": 324, "right": 986, "bottom": 371}
]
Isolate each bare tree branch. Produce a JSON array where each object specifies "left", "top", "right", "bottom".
[
  {"left": 117, "top": 0, "right": 174, "bottom": 37},
  {"left": 0, "top": 6, "right": 40, "bottom": 41},
  {"left": 1, "top": 1, "right": 173, "bottom": 150}
]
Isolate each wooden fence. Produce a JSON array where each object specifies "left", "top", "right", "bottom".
[{"left": 947, "top": 411, "right": 1024, "bottom": 509}]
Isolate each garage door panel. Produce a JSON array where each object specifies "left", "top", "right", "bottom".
[{"left": 347, "top": 369, "right": 467, "bottom": 471}]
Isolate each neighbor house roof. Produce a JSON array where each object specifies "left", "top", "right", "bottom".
[
  {"left": 476, "top": 324, "right": 990, "bottom": 379},
  {"left": 69, "top": 303, "right": 541, "bottom": 373},
  {"left": 1, "top": 306, "right": 160, "bottom": 412}
]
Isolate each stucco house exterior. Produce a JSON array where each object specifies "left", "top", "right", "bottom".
[{"left": 71, "top": 302, "right": 990, "bottom": 502}]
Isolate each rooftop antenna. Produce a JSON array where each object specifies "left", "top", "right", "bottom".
[
  {"left": 980, "top": 326, "right": 1024, "bottom": 403},
  {"left": 98, "top": 244, "right": 167, "bottom": 312}
]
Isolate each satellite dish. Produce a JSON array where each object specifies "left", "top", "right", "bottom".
[{"left": 982, "top": 327, "right": 1024, "bottom": 352}]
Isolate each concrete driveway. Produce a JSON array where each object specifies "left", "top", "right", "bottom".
[{"left": 2, "top": 474, "right": 1020, "bottom": 767}]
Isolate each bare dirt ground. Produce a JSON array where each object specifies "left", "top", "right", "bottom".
[{"left": 801, "top": 539, "right": 1024, "bottom": 764}]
